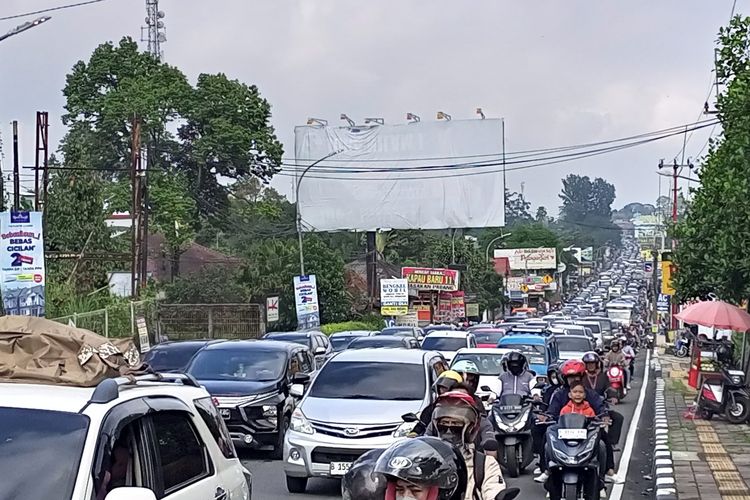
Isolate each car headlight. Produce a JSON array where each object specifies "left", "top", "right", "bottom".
[
  {"left": 290, "top": 408, "right": 314, "bottom": 435},
  {"left": 392, "top": 421, "right": 417, "bottom": 438},
  {"left": 262, "top": 405, "right": 278, "bottom": 417}
]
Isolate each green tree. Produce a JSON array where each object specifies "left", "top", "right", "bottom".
[
  {"left": 672, "top": 16, "right": 750, "bottom": 305},
  {"left": 505, "top": 189, "right": 533, "bottom": 226},
  {"left": 164, "top": 267, "right": 248, "bottom": 303},
  {"left": 239, "top": 236, "right": 350, "bottom": 329},
  {"left": 558, "top": 174, "right": 620, "bottom": 248}
]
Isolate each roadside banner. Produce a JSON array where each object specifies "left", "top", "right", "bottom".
[
  {"left": 657, "top": 294, "right": 671, "bottom": 312},
  {"left": 661, "top": 261, "right": 676, "bottom": 296},
  {"left": 396, "top": 312, "right": 419, "bottom": 327},
  {"left": 266, "top": 296, "right": 280, "bottom": 322},
  {"left": 451, "top": 291, "right": 466, "bottom": 319},
  {"left": 580, "top": 247, "right": 594, "bottom": 262},
  {"left": 570, "top": 247, "right": 582, "bottom": 263},
  {"left": 493, "top": 247, "right": 556, "bottom": 270},
  {"left": 293, "top": 275, "right": 320, "bottom": 330},
  {"left": 402, "top": 267, "right": 460, "bottom": 291},
  {"left": 466, "top": 303, "right": 480, "bottom": 317},
  {"left": 380, "top": 278, "right": 409, "bottom": 316},
  {"left": 0, "top": 211, "right": 46, "bottom": 316}
]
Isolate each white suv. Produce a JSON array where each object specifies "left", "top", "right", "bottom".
[{"left": 0, "top": 373, "right": 251, "bottom": 500}]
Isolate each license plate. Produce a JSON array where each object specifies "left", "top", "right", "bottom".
[
  {"left": 220, "top": 408, "right": 231, "bottom": 420},
  {"left": 558, "top": 428, "right": 587, "bottom": 440},
  {"left": 329, "top": 462, "right": 352, "bottom": 476}
]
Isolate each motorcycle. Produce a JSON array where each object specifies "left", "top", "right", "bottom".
[
  {"left": 544, "top": 413, "right": 606, "bottom": 500},
  {"left": 606, "top": 364, "right": 627, "bottom": 401},
  {"left": 490, "top": 394, "right": 537, "bottom": 477},
  {"left": 645, "top": 332, "right": 654, "bottom": 350},
  {"left": 698, "top": 367, "right": 750, "bottom": 424},
  {"left": 674, "top": 333, "right": 690, "bottom": 358}
]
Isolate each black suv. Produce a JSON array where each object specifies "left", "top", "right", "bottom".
[
  {"left": 187, "top": 340, "right": 315, "bottom": 458},
  {"left": 263, "top": 331, "right": 333, "bottom": 369},
  {"left": 142, "top": 339, "right": 225, "bottom": 372}
]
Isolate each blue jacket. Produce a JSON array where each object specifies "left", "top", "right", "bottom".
[{"left": 547, "top": 385, "right": 607, "bottom": 418}]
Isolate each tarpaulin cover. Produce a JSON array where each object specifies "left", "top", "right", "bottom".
[
  {"left": 0, "top": 315, "right": 141, "bottom": 387},
  {"left": 295, "top": 119, "right": 505, "bottom": 231}
]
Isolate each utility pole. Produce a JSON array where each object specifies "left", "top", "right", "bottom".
[
  {"left": 34, "top": 111, "right": 49, "bottom": 211},
  {"left": 12, "top": 121, "right": 20, "bottom": 210},
  {"left": 652, "top": 250, "right": 659, "bottom": 324},
  {"left": 502, "top": 118, "right": 507, "bottom": 218},
  {"left": 130, "top": 118, "right": 142, "bottom": 298},
  {"left": 141, "top": 0, "right": 166, "bottom": 61}
]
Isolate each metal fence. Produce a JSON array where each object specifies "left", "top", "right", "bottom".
[
  {"left": 158, "top": 303, "right": 264, "bottom": 341},
  {"left": 51, "top": 301, "right": 264, "bottom": 342}
]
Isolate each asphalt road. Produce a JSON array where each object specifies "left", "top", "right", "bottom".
[{"left": 241, "top": 351, "right": 651, "bottom": 500}]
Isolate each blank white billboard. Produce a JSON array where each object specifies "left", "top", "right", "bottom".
[{"left": 294, "top": 119, "right": 505, "bottom": 232}]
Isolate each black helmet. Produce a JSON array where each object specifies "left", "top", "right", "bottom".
[
  {"left": 716, "top": 344, "right": 733, "bottom": 363},
  {"left": 547, "top": 365, "right": 561, "bottom": 386},
  {"left": 582, "top": 351, "right": 601, "bottom": 366},
  {"left": 341, "top": 449, "right": 387, "bottom": 500},
  {"left": 504, "top": 351, "right": 528, "bottom": 376},
  {"left": 374, "top": 436, "right": 467, "bottom": 500}
]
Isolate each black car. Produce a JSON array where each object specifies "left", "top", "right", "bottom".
[
  {"left": 187, "top": 340, "right": 315, "bottom": 458},
  {"left": 329, "top": 330, "right": 377, "bottom": 352},
  {"left": 347, "top": 335, "right": 420, "bottom": 350},
  {"left": 263, "top": 331, "right": 333, "bottom": 368},
  {"left": 377, "top": 326, "right": 425, "bottom": 343},
  {"left": 142, "top": 339, "right": 225, "bottom": 372}
]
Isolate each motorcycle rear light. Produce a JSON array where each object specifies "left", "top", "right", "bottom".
[{"left": 702, "top": 386, "right": 718, "bottom": 402}]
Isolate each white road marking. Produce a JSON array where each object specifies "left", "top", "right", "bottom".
[{"left": 609, "top": 349, "right": 651, "bottom": 500}]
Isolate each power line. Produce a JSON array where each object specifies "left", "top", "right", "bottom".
[
  {"left": 0, "top": 0, "right": 109, "bottom": 21},
  {"left": 278, "top": 120, "right": 717, "bottom": 181}
]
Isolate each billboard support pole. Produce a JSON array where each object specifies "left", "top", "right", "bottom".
[{"left": 295, "top": 149, "right": 343, "bottom": 276}]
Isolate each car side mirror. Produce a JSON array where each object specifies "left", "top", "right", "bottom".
[
  {"left": 417, "top": 336, "right": 424, "bottom": 342},
  {"left": 106, "top": 488, "right": 157, "bottom": 500},
  {"left": 480, "top": 385, "right": 492, "bottom": 392},
  {"left": 401, "top": 412, "right": 419, "bottom": 423},
  {"left": 314, "top": 347, "right": 326, "bottom": 355},
  {"left": 290, "top": 383, "right": 305, "bottom": 398},
  {"left": 292, "top": 372, "right": 310, "bottom": 384}
]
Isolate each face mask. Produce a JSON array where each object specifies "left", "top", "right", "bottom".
[{"left": 396, "top": 495, "right": 419, "bottom": 500}]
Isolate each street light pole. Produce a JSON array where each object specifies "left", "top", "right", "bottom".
[
  {"left": 296, "top": 149, "right": 343, "bottom": 276},
  {"left": 0, "top": 16, "right": 51, "bottom": 44},
  {"left": 485, "top": 232, "right": 512, "bottom": 263}
]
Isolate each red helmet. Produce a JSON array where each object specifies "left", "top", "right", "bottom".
[{"left": 559, "top": 359, "right": 586, "bottom": 378}]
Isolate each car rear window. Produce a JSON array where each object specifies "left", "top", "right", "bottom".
[
  {"left": 473, "top": 330, "right": 505, "bottom": 345},
  {"left": 0, "top": 407, "right": 89, "bottom": 499},
  {"left": 420, "top": 336, "right": 466, "bottom": 351},
  {"left": 557, "top": 337, "right": 592, "bottom": 352},
  {"left": 143, "top": 344, "right": 202, "bottom": 372},
  {"left": 309, "top": 361, "right": 426, "bottom": 400}
]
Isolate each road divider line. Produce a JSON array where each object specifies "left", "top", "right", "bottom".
[{"left": 609, "top": 349, "right": 651, "bottom": 500}]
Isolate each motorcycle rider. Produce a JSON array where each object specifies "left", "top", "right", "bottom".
[
  {"left": 497, "top": 352, "right": 536, "bottom": 397},
  {"left": 621, "top": 339, "right": 636, "bottom": 389},
  {"left": 531, "top": 365, "right": 562, "bottom": 476},
  {"left": 582, "top": 351, "right": 625, "bottom": 448},
  {"left": 431, "top": 391, "right": 508, "bottom": 500},
  {"left": 536, "top": 360, "right": 615, "bottom": 486},
  {"left": 604, "top": 339, "right": 630, "bottom": 389},
  {"left": 346, "top": 434, "right": 521, "bottom": 500},
  {"left": 419, "top": 370, "right": 465, "bottom": 429}
]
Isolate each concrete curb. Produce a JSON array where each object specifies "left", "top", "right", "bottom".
[{"left": 653, "top": 351, "right": 678, "bottom": 499}]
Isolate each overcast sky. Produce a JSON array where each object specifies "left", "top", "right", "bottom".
[{"left": 0, "top": 0, "right": 732, "bottom": 215}]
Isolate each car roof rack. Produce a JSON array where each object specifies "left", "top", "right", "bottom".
[{"left": 88, "top": 372, "right": 201, "bottom": 405}]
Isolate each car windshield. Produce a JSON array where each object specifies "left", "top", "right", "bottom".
[
  {"left": 379, "top": 327, "right": 413, "bottom": 337},
  {"left": 473, "top": 330, "right": 505, "bottom": 345},
  {"left": 499, "top": 343, "right": 546, "bottom": 365},
  {"left": 349, "top": 337, "right": 404, "bottom": 349},
  {"left": 452, "top": 354, "right": 505, "bottom": 375},
  {"left": 331, "top": 337, "right": 355, "bottom": 351},
  {"left": 309, "top": 361, "right": 426, "bottom": 400},
  {"left": 189, "top": 350, "right": 287, "bottom": 381},
  {"left": 267, "top": 334, "right": 309, "bottom": 346},
  {"left": 557, "top": 337, "right": 592, "bottom": 352},
  {"left": 143, "top": 344, "right": 203, "bottom": 371},
  {"left": 0, "top": 407, "right": 89, "bottom": 499},
  {"left": 420, "top": 336, "right": 467, "bottom": 351}
]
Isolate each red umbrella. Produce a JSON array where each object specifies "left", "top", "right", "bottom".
[{"left": 675, "top": 300, "right": 750, "bottom": 332}]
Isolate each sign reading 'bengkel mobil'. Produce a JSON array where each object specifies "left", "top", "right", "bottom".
[{"left": 401, "top": 267, "right": 460, "bottom": 291}]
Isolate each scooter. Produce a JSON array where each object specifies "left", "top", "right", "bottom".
[
  {"left": 490, "top": 394, "right": 536, "bottom": 477},
  {"left": 698, "top": 367, "right": 750, "bottom": 424},
  {"left": 674, "top": 333, "right": 689, "bottom": 358},
  {"left": 544, "top": 413, "right": 606, "bottom": 500},
  {"left": 606, "top": 364, "right": 627, "bottom": 400}
]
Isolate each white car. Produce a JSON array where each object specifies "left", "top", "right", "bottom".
[
  {"left": 420, "top": 330, "right": 477, "bottom": 362},
  {"left": 0, "top": 373, "right": 251, "bottom": 500}
]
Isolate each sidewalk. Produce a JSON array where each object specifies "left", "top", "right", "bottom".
[{"left": 660, "top": 351, "right": 750, "bottom": 500}]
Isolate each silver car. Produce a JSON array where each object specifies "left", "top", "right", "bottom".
[{"left": 282, "top": 348, "right": 447, "bottom": 493}]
